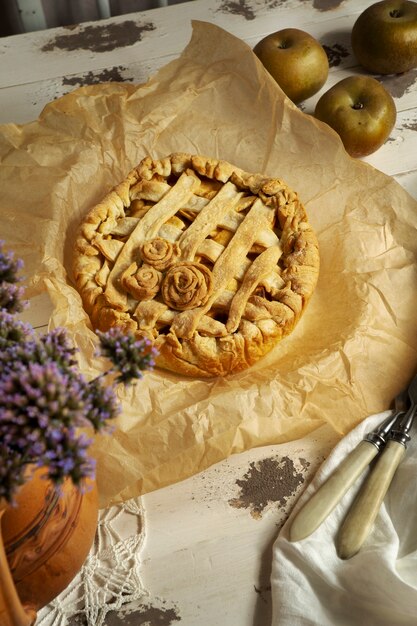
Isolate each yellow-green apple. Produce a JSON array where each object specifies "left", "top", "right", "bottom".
[
  {"left": 314, "top": 75, "right": 397, "bottom": 158},
  {"left": 352, "top": 0, "right": 417, "bottom": 74},
  {"left": 253, "top": 28, "right": 329, "bottom": 104}
]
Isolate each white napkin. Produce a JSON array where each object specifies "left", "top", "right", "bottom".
[{"left": 271, "top": 411, "right": 417, "bottom": 626}]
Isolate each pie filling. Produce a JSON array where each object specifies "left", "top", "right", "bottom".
[{"left": 73, "top": 153, "right": 319, "bottom": 377}]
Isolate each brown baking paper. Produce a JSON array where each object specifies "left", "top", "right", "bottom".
[{"left": 2, "top": 22, "right": 417, "bottom": 507}]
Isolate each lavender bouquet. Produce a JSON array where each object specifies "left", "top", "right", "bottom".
[{"left": 0, "top": 242, "right": 156, "bottom": 504}]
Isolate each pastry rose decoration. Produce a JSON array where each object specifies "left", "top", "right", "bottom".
[
  {"left": 161, "top": 262, "right": 213, "bottom": 311},
  {"left": 121, "top": 262, "right": 162, "bottom": 301},
  {"left": 140, "top": 238, "right": 180, "bottom": 271}
]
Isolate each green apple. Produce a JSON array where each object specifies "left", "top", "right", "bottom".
[
  {"left": 352, "top": 0, "right": 417, "bottom": 74},
  {"left": 253, "top": 28, "right": 329, "bottom": 104},
  {"left": 314, "top": 75, "right": 397, "bottom": 158}
]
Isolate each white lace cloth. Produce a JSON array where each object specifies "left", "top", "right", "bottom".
[{"left": 37, "top": 498, "right": 146, "bottom": 626}]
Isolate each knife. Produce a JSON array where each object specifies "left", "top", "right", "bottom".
[{"left": 289, "top": 392, "right": 408, "bottom": 543}]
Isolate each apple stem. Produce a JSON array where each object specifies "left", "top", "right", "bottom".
[
  {"left": 352, "top": 102, "right": 364, "bottom": 110},
  {"left": 389, "top": 9, "right": 402, "bottom": 18}
]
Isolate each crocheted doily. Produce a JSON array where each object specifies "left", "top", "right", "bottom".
[{"left": 37, "top": 498, "right": 146, "bottom": 625}]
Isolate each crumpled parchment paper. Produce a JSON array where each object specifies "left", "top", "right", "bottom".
[{"left": 1, "top": 21, "right": 417, "bottom": 507}]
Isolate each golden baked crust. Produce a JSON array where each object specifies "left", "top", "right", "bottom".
[{"left": 73, "top": 153, "right": 319, "bottom": 377}]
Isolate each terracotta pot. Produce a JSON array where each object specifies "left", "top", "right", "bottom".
[{"left": 0, "top": 467, "right": 98, "bottom": 626}]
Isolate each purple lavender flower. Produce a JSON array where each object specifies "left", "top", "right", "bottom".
[
  {"left": 97, "top": 327, "right": 156, "bottom": 384},
  {"left": 0, "top": 245, "right": 156, "bottom": 504},
  {"left": 0, "top": 324, "right": 155, "bottom": 502},
  {"left": 0, "top": 327, "right": 78, "bottom": 377},
  {"left": 0, "top": 309, "right": 34, "bottom": 349},
  {"left": 0, "top": 242, "right": 26, "bottom": 314},
  {"left": 42, "top": 430, "right": 96, "bottom": 488},
  {"left": 0, "top": 282, "right": 25, "bottom": 314},
  {"left": 0, "top": 362, "right": 93, "bottom": 501},
  {"left": 82, "top": 375, "right": 120, "bottom": 432},
  {"left": 39, "top": 328, "right": 78, "bottom": 369},
  {"left": 0, "top": 241, "right": 24, "bottom": 285}
]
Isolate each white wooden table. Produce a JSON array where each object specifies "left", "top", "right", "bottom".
[{"left": 2, "top": 1, "right": 417, "bottom": 624}]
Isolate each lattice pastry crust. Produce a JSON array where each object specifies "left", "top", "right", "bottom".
[{"left": 73, "top": 153, "right": 319, "bottom": 377}]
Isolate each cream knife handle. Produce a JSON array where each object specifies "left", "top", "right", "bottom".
[
  {"left": 289, "top": 440, "right": 379, "bottom": 542},
  {"left": 337, "top": 439, "right": 406, "bottom": 560}
]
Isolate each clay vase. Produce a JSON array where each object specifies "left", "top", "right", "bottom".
[{"left": 0, "top": 467, "right": 98, "bottom": 626}]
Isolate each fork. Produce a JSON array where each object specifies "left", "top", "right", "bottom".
[{"left": 336, "top": 375, "right": 417, "bottom": 559}]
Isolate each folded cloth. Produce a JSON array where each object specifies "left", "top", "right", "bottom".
[{"left": 271, "top": 411, "right": 417, "bottom": 626}]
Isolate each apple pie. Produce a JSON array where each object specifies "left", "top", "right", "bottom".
[{"left": 73, "top": 153, "right": 319, "bottom": 377}]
